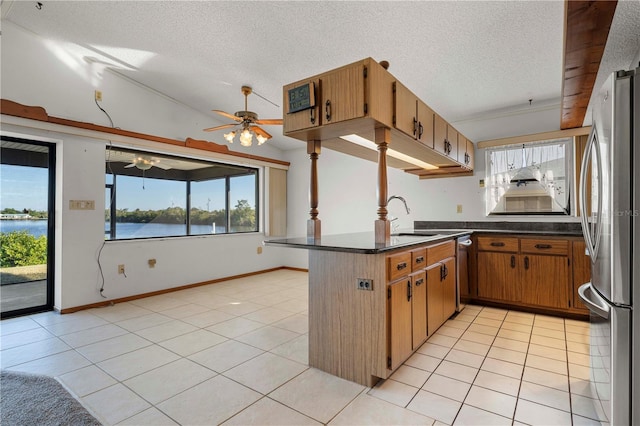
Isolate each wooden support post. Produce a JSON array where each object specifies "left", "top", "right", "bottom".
[
  {"left": 307, "top": 140, "right": 321, "bottom": 241},
  {"left": 374, "top": 128, "right": 391, "bottom": 244}
]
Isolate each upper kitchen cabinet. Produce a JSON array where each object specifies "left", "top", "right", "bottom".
[
  {"left": 283, "top": 58, "right": 393, "bottom": 142},
  {"left": 393, "top": 81, "right": 434, "bottom": 149},
  {"left": 457, "top": 135, "right": 475, "bottom": 169},
  {"left": 283, "top": 79, "right": 321, "bottom": 134},
  {"left": 434, "top": 114, "right": 458, "bottom": 162},
  {"left": 282, "top": 58, "right": 474, "bottom": 178}
]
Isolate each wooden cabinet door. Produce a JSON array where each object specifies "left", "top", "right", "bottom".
[
  {"left": 520, "top": 255, "right": 570, "bottom": 309},
  {"left": 477, "top": 251, "right": 520, "bottom": 301},
  {"left": 388, "top": 277, "right": 413, "bottom": 370},
  {"left": 457, "top": 137, "right": 474, "bottom": 169},
  {"left": 442, "top": 257, "right": 456, "bottom": 320},
  {"left": 434, "top": 114, "right": 448, "bottom": 157},
  {"left": 464, "top": 139, "right": 475, "bottom": 169},
  {"left": 446, "top": 124, "right": 459, "bottom": 161},
  {"left": 426, "top": 263, "right": 443, "bottom": 336},
  {"left": 411, "top": 271, "right": 428, "bottom": 350},
  {"left": 416, "top": 99, "right": 435, "bottom": 149},
  {"left": 283, "top": 79, "right": 321, "bottom": 134},
  {"left": 393, "top": 81, "right": 418, "bottom": 140},
  {"left": 572, "top": 240, "right": 591, "bottom": 312},
  {"left": 321, "top": 64, "right": 365, "bottom": 125}
]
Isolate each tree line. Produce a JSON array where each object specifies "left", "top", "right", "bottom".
[
  {"left": 1, "top": 208, "right": 48, "bottom": 219},
  {"left": 110, "top": 200, "right": 255, "bottom": 227}
]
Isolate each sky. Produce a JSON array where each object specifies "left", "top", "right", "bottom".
[
  {"left": 0, "top": 165, "right": 49, "bottom": 211},
  {"left": 1, "top": 164, "right": 257, "bottom": 213}
]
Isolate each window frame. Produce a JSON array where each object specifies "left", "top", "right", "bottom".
[
  {"left": 484, "top": 138, "right": 573, "bottom": 216},
  {"left": 105, "top": 148, "right": 260, "bottom": 240}
]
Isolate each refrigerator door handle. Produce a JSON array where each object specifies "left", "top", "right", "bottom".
[
  {"left": 579, "top": 125, "right": 603, "bottom": 259},
  {"left": 578, "top": 282, "right": 610, "bottom": 319}
]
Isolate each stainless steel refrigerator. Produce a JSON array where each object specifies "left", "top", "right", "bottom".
[{"left": 578, "top": 67, "right": 638, "bottom": 426}]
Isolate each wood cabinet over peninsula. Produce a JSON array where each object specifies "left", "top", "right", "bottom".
[
  {"left": 265, "top": 232, "right": 467, "bottom": 386},
  {"left": 283, "top": 58, "right": 474, "bottom": 178}
]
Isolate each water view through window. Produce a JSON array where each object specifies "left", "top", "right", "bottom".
[{"left": 105, "top": 148, "right": 258, "bottom": 239}]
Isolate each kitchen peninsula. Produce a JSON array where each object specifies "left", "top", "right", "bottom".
[{"left": 266, "top": 231, "right": 469, "bottom": 386}]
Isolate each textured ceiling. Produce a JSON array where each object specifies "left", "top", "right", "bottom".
[{"left": 2, "top": 1, "right": 639, "bottom": 150}]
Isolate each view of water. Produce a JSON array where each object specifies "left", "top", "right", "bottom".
[
  {"left": 0, "top": 220, "right": 234, "bottom": 239},
  {"left": 0, "top": 220, "right": 48, "bottom": 237}
]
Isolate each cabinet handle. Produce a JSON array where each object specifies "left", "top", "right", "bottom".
[
  {"left": 310, "top": 107, "right": 316, "bottom": 125},
  {"left": 418, "top": 122, "right": 424, "bottom": 139},
  {"left": 397, "top": 262, "right": 407, "bottom": 271},
  {"left": 524, "top": 256, "right": 529, "bottom": 270},
  {"left": 325, "top": 100, "right": 331, "bottom": 121},
  {"left": 415, "top": 278, "right": 424, "bottom": 287},
  {"left": 440, "top": 263, "right": 448, "bottom": 281},
  {"left": 490, "top": 242, "right": 505, "bottom": 247},
  {"left": 407, "top": 280, "right": 412, "bottom": 301},
  {"left": 413, "top": 117, "right": 418, "bottom": 137},
  {"left": 534, "top": 244, "right": 553, "bottom": 250},
  {"left": 511, "top": 255, "right": 516, "bottom": 268},
  {"left": 465, "top": 152, "right": 469, "bottom": 164},
  {"left": 415, "top": 256, "right": 424, "bottom": 264}
]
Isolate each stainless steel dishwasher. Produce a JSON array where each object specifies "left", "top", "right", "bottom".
[{"left": 456, "top": 235, "right": 472, "bottom": 312}]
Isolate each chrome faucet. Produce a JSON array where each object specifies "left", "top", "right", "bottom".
[
  {"left": 387, "top": 195, "right": 410, "bottom": 232},
  {"left": 387, "top": 195, "right": 411, "bottom": 214}
]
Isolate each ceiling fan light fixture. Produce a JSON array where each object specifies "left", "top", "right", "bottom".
[
  {"left": 224, "top": 131, "right": 236, "bottom": 143},
  {"left": 239, "top": 128, "right": 253, "bottom": 146},
  {"left": 136, "top": 162, "right": 153, "bottom": 170},
  {"left": 256, "top": 134, "right": 268, "bottom": 145}
]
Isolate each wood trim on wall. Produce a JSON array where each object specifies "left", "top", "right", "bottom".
[
  {"left": 477, "top": 126, "right": 592, "bottom": 149},
  {"left": 0, "top": 99, "right": 290, "bottom": 168}
]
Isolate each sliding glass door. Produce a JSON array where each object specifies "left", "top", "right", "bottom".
[{"left": 0, "top": 137, "right": 55, "bottom": 318}]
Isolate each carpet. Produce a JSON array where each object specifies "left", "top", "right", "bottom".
[{"left": 0, "top": 370, "right": 102, "bottom": 426}]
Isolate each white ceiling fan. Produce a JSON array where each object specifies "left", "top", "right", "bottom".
[{"left": 124, "top": 155, "right": 171, "bottom": 171}]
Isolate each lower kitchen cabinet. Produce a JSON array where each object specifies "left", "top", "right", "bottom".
[
  {"left": 387, "top": 240, "right": 455, "bottom": 370},
  {"left": 426, "top": 263, "right": 443, "bottom": 337},
  {"left": 411, "top": 271, "right": 428, "bottom": 349},
  {"left": 520, "top": 254, "right": 570, "bottom": 309},
  {"left": 477, "top": 251, "right": 520, "bottom": 302},
  {"left": 426, "top": 257, "right": 456, "bottom": 336},
  {"left": 388, "top": 276, "right": 413, "bottom": 371},
  {"left": 474, "top": 234, "right": 587, "bottom": 316}
]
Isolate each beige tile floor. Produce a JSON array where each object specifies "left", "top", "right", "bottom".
[{"left": 0, "top": 269, "right": 604, "bottom": 425}]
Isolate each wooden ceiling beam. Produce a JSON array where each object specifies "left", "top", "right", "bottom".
[{"left": 561, "top": 0, "right": 618, "bottom": 129}]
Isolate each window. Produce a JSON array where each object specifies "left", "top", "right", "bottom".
[
  {"left": 485, "top": 138, "right": 572, "bottom": 215},
  {"left": 105, "top": 148, "right": 258, "bottom": 240}
]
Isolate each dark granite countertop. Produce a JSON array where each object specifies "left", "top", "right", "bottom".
[
  {"left": 414, "top": 221, "right": 583, "bottom": 236},
  {"left": 264, "top": 230, "right": 469, "bottom": 254}
]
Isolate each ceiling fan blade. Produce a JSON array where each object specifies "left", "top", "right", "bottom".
[
  {"left": 124, "top": 163, "right": 136, "bottom": 168},
  {"left": 252, "top": 126, "right": 272, "bottom": 140},
  {"left": 255, "top": 118, "right": 283, "bottom": 125},
  {"left": 212, "top": 110, "right": 242, "bottom": 122},
  {"left": 203, "top": 123, "right": 238, "bottom": 132},
  {"left": 154, "top": 163, "right": 172, "bottom": 170}
]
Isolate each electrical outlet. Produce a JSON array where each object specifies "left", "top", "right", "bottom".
[
  {"left": 356, "top": 278, "right": 373, "bottom": 291},
  {"left": 148, "top": 259, "right": 156, "bottom": 268},
  {"left": 257, "top": 246, "right": 263, "bottom": 254},
  {"left": 95, "top": 90, "right": 102, "bottom": 101},
  {"left": 118, "top": 264, "right": 125, "bottom": 274},
  {"left": 457, "top": 204, "right": 463, "bottom": 213}
]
